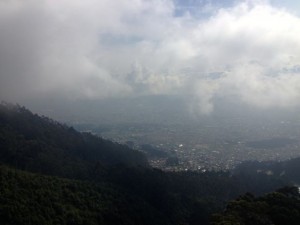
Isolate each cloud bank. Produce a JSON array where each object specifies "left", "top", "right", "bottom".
[{"left": 1, "top": 0, "right": 300, "bottom": 114}]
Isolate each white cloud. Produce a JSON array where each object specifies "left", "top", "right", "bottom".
[
  {"left": 188, "top": 1, "right": 300, "bottom": 113},
  {"left": 1, "top": 0, "right": 300, "bottom": 114}
]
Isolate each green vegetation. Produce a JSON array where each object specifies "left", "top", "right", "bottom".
[
  {"left": 0, "top": 165, "right": 170, "bottom": 225},
  {"left": 0, "top": 102, "right": 299, "bottom": 225},
  {"left": 0, "top": 102, "right": 148, "bottom": 179},
  {"left": 212, "top": 186, "right": 300, "bottom": 225}
]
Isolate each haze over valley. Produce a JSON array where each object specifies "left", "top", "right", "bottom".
[
  {"left": 1, "top": 1, "right": 300, "bottom": 224},
  {"left": 24, "top": 96, "right": 300, "bottom": 171},
  {"left": 2, "top": 0, "right": 300, "bottom": 172}
]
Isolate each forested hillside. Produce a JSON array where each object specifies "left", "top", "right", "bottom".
[
  {"left": 0, "top": 102, "right": 299, "bottom": 225},
  {"left": 212, "top": 186, "right": 300, "bottom": 225},
  {"left": 0, "top": 165, "right": 170, "bottom": 225},
  {"left": 0, "top": 102, "right": 148, "bottom": 179}
]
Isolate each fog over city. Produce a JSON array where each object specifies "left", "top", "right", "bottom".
[
  {"left": 1, "top": 0, "right": 300, "bottom": 170},
  {"left": 3, "top": 2, "right": 300, "bottom": 224}
]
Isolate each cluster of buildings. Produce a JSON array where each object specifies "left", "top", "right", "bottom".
[{"left": 96, "top": 120, "right": 300, "bottom": 172}]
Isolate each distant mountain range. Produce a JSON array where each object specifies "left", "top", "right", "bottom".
[{"left": 234, "top": 157, "right": 300, "bottom": 184}]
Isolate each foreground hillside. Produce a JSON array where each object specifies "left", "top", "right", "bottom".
[
  {"left": 0, "top": 165, "right": 170, "bottom": 225},
  {"left": 212, "top": 186, "right": 300, "bottom": 225},
  {"left": 0, "top": 102, "right": 148, "bottom": 179},
  {"left": 0, "top": 102, "right": 299, "bottom": 225}
]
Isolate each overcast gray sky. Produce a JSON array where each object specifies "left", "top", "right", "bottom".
[{"left": 1, "top": 0, "right": 300, "bottom": 115}]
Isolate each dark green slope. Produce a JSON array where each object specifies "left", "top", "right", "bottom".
[
  {"left": 0, "top": 165, "right": 170, "bottom": 225},
  {"left": 0, "top": 102, "right": 148, "bottom": 179},
  {"left": 212, "top": 186, "right": 300, "bottom": 225}
]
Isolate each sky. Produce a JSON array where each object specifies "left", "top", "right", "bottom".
[{"left": 1, "top": 0, "right": 300, "bottom": 115}]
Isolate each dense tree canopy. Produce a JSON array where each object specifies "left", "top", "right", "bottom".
[{"left": 212, "top": 186, "right": 300, "bottom": 225}]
